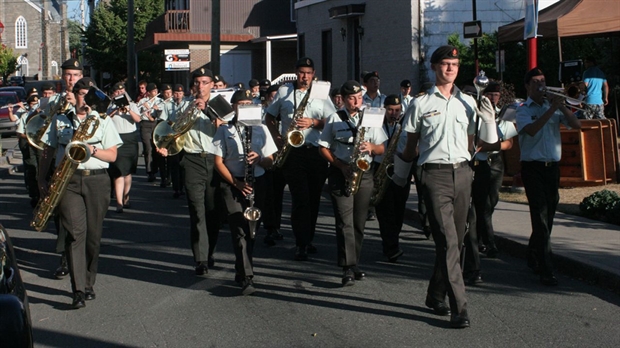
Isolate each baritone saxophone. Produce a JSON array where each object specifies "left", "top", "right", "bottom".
[{"left": 370, "top": 123, "right": 402, "bottom": 206}]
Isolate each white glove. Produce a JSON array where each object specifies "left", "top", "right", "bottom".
[
  {"left": 477, "top": 96, "right": 498, "bottom": 144},
  {"left": 392, "top": 154, "right": 413, "bottom": 187}
]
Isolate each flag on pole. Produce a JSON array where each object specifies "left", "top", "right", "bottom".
[{"left": 524, "top": 0, "right": 539, "bottom": 40}]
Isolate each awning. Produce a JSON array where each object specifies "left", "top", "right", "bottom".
[{"left": 498, "top": 0, "right": 620, "bottom": 43}]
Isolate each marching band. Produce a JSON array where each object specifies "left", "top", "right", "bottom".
[{"left": 7, "top": 49, "right": 579, "bottom": 330}]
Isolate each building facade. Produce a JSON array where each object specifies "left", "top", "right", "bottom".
[
  {"left": 0, "top": 0, "right": 69, "bottom": 80},
  {"left": 295, "top": 0, "right": 559, "bottom": 95}
]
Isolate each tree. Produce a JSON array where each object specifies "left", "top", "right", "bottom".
[
  {"left": 84, "top": 0, "right": 163, "bottom": 83},
  {"left": 0, "top": 45, "right": 18, "bottom": 83},
  {"left": 68, "top": 19, "right": 85, "bottom": 60}
]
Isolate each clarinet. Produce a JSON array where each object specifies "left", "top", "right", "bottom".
[{"left": 241, "top": 125, "right": 262, "bottom": 238}]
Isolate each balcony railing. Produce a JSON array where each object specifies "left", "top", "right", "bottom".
[{"left": 165, "top": 10, "right": 190, "bottom": 32}]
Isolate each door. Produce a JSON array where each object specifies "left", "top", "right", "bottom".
[{"left": 220, "top": 50, "right": 252, "bottom": 88}]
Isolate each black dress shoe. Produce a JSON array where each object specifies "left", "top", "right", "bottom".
[
  {"left": 465, "top": 270, "right": 483, "bottom": 285},
  {"left": 341, "top": 268, "right": 355, "bottom": 287},
  {"left": 450, "top": 310, "right": 470, "bottom": 329},
  {"left": 306, "top": 244, "right": 318, "bottom": 254},
  {"left": 72, "top": 292, "right": 86, "bottom": 309},
  {"left": 294, "top": 246, "right": 308, "bottom": 261},
  {"left": 207, "top": 256, "right": 215, "bottom": 268},
  {"left": 241, "top": 277, "right": 256, "bottom": 296},
  {"left": 54, "top": 253, "right": 69, "bottom": 279},
  {"left": 366, "top": 211, "right": 376, "bottom": 221},
  {"left": 425, "top": 297, "right": 451, "bottom": 316},
  {"left": 540, "top": 274, "right": 558, "bottom": 286},
  {"left": 195, "top": 262, "right": 208, "bottom": 276},
  {"left": 263, "top": 233, "right": 276, "bottom": 246},
  {"left": 478, "top": 244, "right": 488, "bottom": 254},
  {"left": 387, "top": 249, "right": 404, "bottom": 263},
  {"left": 268, "top": 229, "right": 284, "bottom": 240},
  {"left": 85, "top": 287, "right": 96, "bottom": 301},
  {"left": 423, "top": 226, "right": 433, "bottom": 240},
  {"left": 352, "top": 266, "right": 366, "bottom": 280}
]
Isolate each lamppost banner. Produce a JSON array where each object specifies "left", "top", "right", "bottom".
[{"left": 524, "top": 0, "right": 539, "bottom": 40}]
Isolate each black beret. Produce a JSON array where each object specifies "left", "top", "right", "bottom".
[
  {"left": 213, "top": 75, "right": 224, "bottom": 83},
  {"left": 248, "top": 79, "right": 260, "bottom": 87},
  {"left": 26, "top": 95, "right": 39, "bottom": 103},
  {"left": 112, "top": 82, "right": 125, "bottom": 91},
  {"left": 330, "top": 87, "right": 341, "bottom": 97},
  {"left": 41, "top": 82, "right": 55, "bottom": 91},
  {"left": 231, "top": 89, "right": 254, "bottom": 104},
  {"left": 340, "top": 80, "right": 363, "bottom": 97},
  {"left": 173, "top": 84, "right": 184, "bottom": 92},
  {"left": 73, "top": 77, "right": 96, "bottom": 92},
  {"left": 384, "top": 94, "right": 401, "bottom": 106},
  {"left": 363, "top": 71, "right": 380, "bottom": 83},
  {"left": 146, "top": 83, "right": 158, "bottom": 92},
  {"left": 266, "top": 84, "right": 280, "bottom": 94},
  {"left": 26, "top": 87, "right": 38, "bottom": 96},
  {"left": 524, "top": 67, "right": 544, "bottom": 85},
  {"left": 295, "top": 57, "right": 314, "bottom": 69},
  {"left": 161, "top": 83, "right": 172, "bottom": 91},
  {"left": 234, "top": 82, "right": 244, "bottom": 89},
  {"left": 192, "top": 66, "right": 214, "bottom": 80},
  {"left": 400, "top": 80, "right": 411, "bottom": 88},
  {"left": 430, "top": 45, "right": 459, "bottom": 64},
  {"left": 260, "top": 79, "right": 271, "bottom": 87},
  {"left": 61, "top": 58, "right": 83, "bottom": 71},
  {"left": 485, "top": 81, "right": 501, "bottom": 93},
  {"left": 360, "top": 71, "right": 369, "bottom": 80}
]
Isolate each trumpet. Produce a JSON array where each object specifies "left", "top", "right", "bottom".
[{"left": 538, "top": 86, "right": 586, "bottom": 111}]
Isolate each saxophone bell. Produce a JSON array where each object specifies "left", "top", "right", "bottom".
[
  {"left": 65, "top": 141, "right": 92, "bottom": 164},
  {"left": 287, "top": 129, "right": 305, "bottom": 148}
]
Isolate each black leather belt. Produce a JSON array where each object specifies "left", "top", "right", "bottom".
[
  {"left": 75, "top": 169, "right": 107, "bottom": 176},
  {"left": 422, "top": 161, "right": 469, "bottom": 170},
  {"left": 186, "top": 152, "right": 210, "bottom": 158},
  {"left": 522, "top": 160, "right": 559, "bottom": 167}
]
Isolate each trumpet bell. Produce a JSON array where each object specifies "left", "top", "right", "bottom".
[
  {"left": 25, "top": 114, "right": 48, "bottom": 150},
  {"left": 153, "top": 121, "right": 185, "bottom": 156},
  {"left": 287, "top": 130, "right": 305, "bottom": 148},
  {"left": 65, "top": 141, "right": 91, "bottom": 164}
]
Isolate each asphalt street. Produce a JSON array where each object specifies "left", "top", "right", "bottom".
[{"left": 1, "top": 152, "right": 619, "bottom": 347}]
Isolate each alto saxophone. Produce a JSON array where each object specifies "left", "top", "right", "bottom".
[
  {"left": 30, "top": 115, "right": 100, "bottom": 232},
  {"left": 370, "top": 123, "right": 402, "bottom": 206},
  {"left": 272, "top": 82, "right": 313, "bottom": 168},
  {"left": 241, "top": 125, "right": 262, "bottom": 238},
  {"left": 344, "top": 109, "right": 371, "bottom": 197}
]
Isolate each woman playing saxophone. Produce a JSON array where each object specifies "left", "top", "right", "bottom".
[{"left": 318, "top": 80, "right": 387, "bottom": 287}]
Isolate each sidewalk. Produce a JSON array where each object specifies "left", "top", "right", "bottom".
[
  {"left": 2, "top": 147, "right": 619, "bottom": 292},
  {"left": 405, "top": 188, "right": 620, "bottom": 292}
]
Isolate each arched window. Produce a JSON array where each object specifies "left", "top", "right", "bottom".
[
  {"left": 51, "top": 61, "right": 59, "bottom": 77},
  {"left": 15, "top": 16, "right": 27, "bottom": 48},
  {"left": 17, "top": 56, "right": 29, "bottom": 76}
]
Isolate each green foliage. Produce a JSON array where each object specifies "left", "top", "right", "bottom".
[
  {"left": 579, "top": 190, "right": 620, "bottom": 220},
  {"left": 68, "top": 20, "right": 85, "bottom": 62},
  {"left": 606, "top": 200, "right": 620, "bottom": 225},
  {"left": 0, "top": 45, "right": 18, "bottom": 82},
  {"left": 84, "top": 0, "right": 164, "bottom": 82}
]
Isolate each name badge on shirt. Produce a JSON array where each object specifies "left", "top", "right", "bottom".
[{"left": 422, "top": 110, "right": 441, "bottom": 118}]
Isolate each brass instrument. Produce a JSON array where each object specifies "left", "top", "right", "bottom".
[
  {"left": 370, "top": 122, "right": 402, "bottom": 206},
  {"left": 539, "top": 86, "right": 586, "bottom": 112},
  {"left": 138, "top": 94, "right": 161, "bottom": 119},
  {"left": 272, "top": 81, "right": 313, "bottom": 168},
  {"left": 31, "top": 114, "right": 100, "bottom": 232},
  {"left": 344, "top": 109, "right": 370, "bottom": 197},
  {"left": 153, "top": 101, "right": 202, "bottom": 156},
  {"left": 26, "top": 94, "right": 71, "bottom": 150},
  {"left": 241, "top": 125, "right": 261, "bottom": 238}
]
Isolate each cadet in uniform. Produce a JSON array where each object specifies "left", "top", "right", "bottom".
[
  {"left": 397, "top": 46, "right": 496, "bottom": 328},
  {"left": 399, "top": 80, "right": 413, "bottom": 113},
  {"left": 12, "top": 92, "right": 41, "bottom": 207},
  {"left": 138, "top": 83, "right": 162, "bottom": 182},
  {"left": 162, "top": 84, "right": 191, "bottom": 198},
  {"left": 213, "top": 89, "right": 278, "bottom": 295},
  {"left": 372, "top": 95, "right": 409, "bottom": 262},
  {"left": 39, "top": 77, "right": 122, "bottom": 308},
  {"left": 362, "top": 71, "right": 386, "bottom": 107},
  {"left": 107, "top": 82, "right": 141, "bottom": 213},
  {"left": 516, "top": 67, "right": 581, "bottom": 286},
  {"left": 319, "top": 80, "right": 387, "bottom": 286},
  {"left": 157, "top": 67, "right": 224, "bottom": 276},
  {"left": 264, "top": 57, "right": 336, "bottom": 260}
]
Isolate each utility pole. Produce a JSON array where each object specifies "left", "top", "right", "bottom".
[
  {"left": 211, "top": 0, "right": 220, "bottom": 75},
  {"left": 127, "top": 0, "right": 136, "bottom": 96},
  {"left": 80, "top": 0, "right": 86, "bottom": 66},
  {"left": 472, "top": 0, "right": 479, "bottom": 75}
]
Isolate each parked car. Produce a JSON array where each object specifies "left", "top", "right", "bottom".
[
  {"left": 0, "top": 91, "right": 20, "bottom": 136},
  {"left": 0, "top": 86, "right": 27, "bottom": 102},
  {"left": 0, "top": 224, "right": 34, "bottom": 348},
  {"left": 9, "top": 76, "right": 26, "bottom": 87}
]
